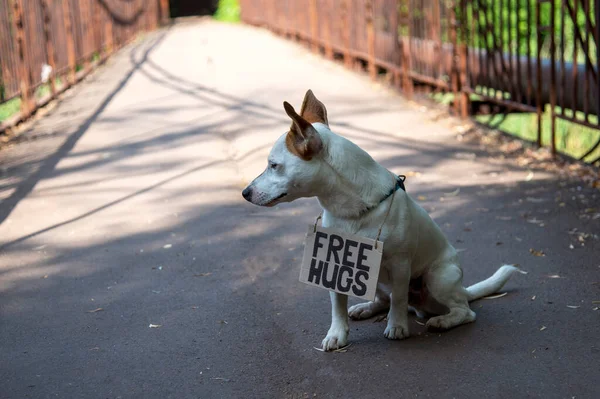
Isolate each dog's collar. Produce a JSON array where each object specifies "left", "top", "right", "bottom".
[{"left": 359, "top": 175, "right": 406, "bottom": 217}]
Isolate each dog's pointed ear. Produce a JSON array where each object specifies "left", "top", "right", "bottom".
[
  {"left": 283, "top": 101, "right": 323, "bottom": 160},
  {"left": 299, "top": 90, "right": 328, "bottom": 126}
]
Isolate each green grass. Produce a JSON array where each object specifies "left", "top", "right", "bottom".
[
  {"left": 429, "top": 91, "right": 600, "bottom": 164},
  {"left": 214, "top": 0, "right": 240, "bottom": 23},
  {"left": 0, "top": 97, "right": 21, "bottom": 122},
  {"left": 475, "top": 108, "right": 600, "bottom": 163},
  {"left": 0, "top": 78, "right": 64, "bottom": 123}
]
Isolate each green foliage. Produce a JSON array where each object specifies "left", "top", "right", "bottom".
[
  {"left": 0, "top": 77, "right": 63, "bottom": 122},
  {"left": 0, "top": 97, "right": 21, "bottom": 122},
  {"left": 462, "top": 0, "right": 595, "bottom": 64},
  {"left": 214, "top": 0, "right": 240, "bottom": 23},
  {"left": 429, "top": 92, "right": 600, "bottom": 164},
  {"left": 474, "top": 107, "right": 600, "bottom": 163}
]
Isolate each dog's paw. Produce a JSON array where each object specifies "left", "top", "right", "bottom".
[
  {"left": 408, "top": 305, "right": 427, "bottom": 320},
  {"left": 425, "top": 315, "right": 453, "bottom": 330},
  {"left": 383, "top": 323, "right": 409, "bottom": 340},
  {"left": 348, "top": 302, "right": 375, "bottom": 320},
  {"left": 321, "top": 326, "right": 349, "bottom": 351}
]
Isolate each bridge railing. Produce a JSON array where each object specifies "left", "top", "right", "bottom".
[
  {"left": 0, "top": 0, "right": 170, "bottom": 132},
  {"left": 239, "top": 0, "right": 599, "bottom": 164}
]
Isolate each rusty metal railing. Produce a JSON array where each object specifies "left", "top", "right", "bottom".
[
  {"left": 240, "top": 0, "right": 600, "bottom": 164},
  {"left": 0, "top": 0, "right": 170, "bottom": 132}
]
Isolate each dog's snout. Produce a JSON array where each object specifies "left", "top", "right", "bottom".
[{"left": 242, "top": 186, "right": 253, "bottom": 201}]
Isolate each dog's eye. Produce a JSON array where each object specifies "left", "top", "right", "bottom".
[{"left": 269, "top": 162, "right": 279, "bottom": 169}]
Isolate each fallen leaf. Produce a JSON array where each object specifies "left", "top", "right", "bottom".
[
  {"left": 149, "top": 324, "right": 162, "bottom": 328},
  {"left": 405, "top": 171, "right": 422, "bottom": 177},
  {"left": 194, "top": 273, "right": 211, "bottom": 277},
  {"left": 529, "top": 248, "right": 546, "bottom": 257},
  {"left": 483, "top": 292, "right": 508, "bottom": 300},
  {"left": 455, "top": 152, "right": 476, "bottom": 160},
  {"left": 417, "top": 195, "right": 427, "bottom": 201},
  {"left": 443, "top": 188, "right": 460, "bottom": 197},
  {"left": 539, "top": 326, "right": 547, "bottom": 331},
  {"left": 86, "top": 308, "right": 104, "bottom": 313},
  {"left": 527, "top": 218, "right": 545, "bottom": 225},
  {"left": 526, "top": 197, "right": 544, "bottom": 203},
  {"left": 463, "top": 227, "right": 472, "bottom": 232},
  {"left": 566, "top": 305, "right": 580, "bottom": 309},
  {"left": 525, "top": 171, "right": 534, "bottom": 181},
  {"left": 313, "top": 343, "right": 352, "bottom": 353}
]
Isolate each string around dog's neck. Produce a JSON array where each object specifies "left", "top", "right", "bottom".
[
  {"left": 360, "top": 174, "right": 406, "bottom": 216},
  {"left": 313, "top": 174, "right": 406, "bottom": 248}
]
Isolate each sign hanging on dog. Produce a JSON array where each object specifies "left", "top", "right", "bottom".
[{"left": 299, "top": 225, "right": 383, "bottom": 301}]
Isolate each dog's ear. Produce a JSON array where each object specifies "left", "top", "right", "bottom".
[
  {"left": 283, "top": 101, "right": 323, "bottom": 160},
  {"left": 299, "top": 89, "right": 328, "bottom": 126}
]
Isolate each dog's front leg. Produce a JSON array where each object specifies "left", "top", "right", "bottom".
[
  {"left": 321, "top": 292, "right": 349, "bottom": 351},
  {"left": 384, "top": 260, "right": 410, "bottom": 340}
]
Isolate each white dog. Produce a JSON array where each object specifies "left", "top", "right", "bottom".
[{"left": 242, "top": 90, "right": 523, "bottom": 351}]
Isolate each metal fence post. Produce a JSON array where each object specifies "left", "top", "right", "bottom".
[
  {"left": 40, "top": 0, "right": 57, "bottom": 96},
  {"left": 80, "top": 0, "right": 91, "bottom": 73},
  {"left": 401, "top": 0, "right": 413, "bottom": 98},
  {"left": 393, "top": 0, "right": 401, "bottom": 89},
  {"left": 535, "top": 0, "right": 544, "bottom": 148},
  {"left": 92, "top": 0, "right": 102, "bottom": 61},
  {"left": 343, "top": 0, "right": 353, "bottom": 68},
  {"left": 324, "top": 2, "right": 333, "bottom": 59},
  {"left": 11, "top": 0, "right": 33, "bottom": 118},
  {"left": 455, "top": 0, "right": 469, "bottom": 118},
  {"left": 309, "top": 0, "right": 318, "bottom": 52},
  {"left": 61, "top": 0, "right": 76, "bottom": 84},
  {"left": 449, "top": 2, "right": 459, "bottom": 115},
  {"left": 366, "top": 0, "right": 376, "bottom": 80},
  {"left": 104, "top": 6, "right": 114, "bottom": 57},
  {"left": 549, "top": 0, "right": 557, "bottom": 156}
]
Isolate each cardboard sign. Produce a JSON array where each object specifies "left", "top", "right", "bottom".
[{"left": 299, "top": 225, "right": 383, "bottom": 301}]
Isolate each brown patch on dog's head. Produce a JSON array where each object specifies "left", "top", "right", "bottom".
[
  {"left": 283, "top": 100, "right": 323, "bottom": 161},
  {"left": 299, "top": 90, "right": 328, "bottom": 126}
]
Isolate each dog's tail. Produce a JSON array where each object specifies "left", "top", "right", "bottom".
[{"left": 466, "top": 265, "right": 526, "bottom": 301}]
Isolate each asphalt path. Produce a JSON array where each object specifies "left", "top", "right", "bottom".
[{"left": 1, "top": 20, "right": 599, "bottom": 399}]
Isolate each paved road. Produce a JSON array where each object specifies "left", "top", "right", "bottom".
[{"left": 1, "top": 20, "right": 599, "bottom": 399}]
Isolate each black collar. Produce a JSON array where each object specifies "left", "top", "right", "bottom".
[{"left": 359, "top": 175, "right": 406, "bottom": 217}]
